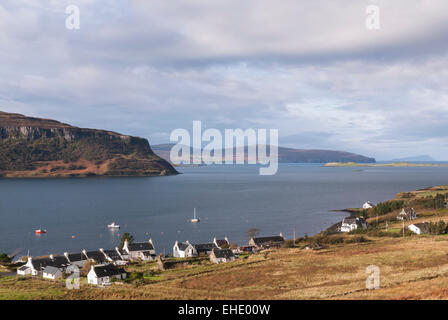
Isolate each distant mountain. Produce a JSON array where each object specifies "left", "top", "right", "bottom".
[
  {"left": 0, "top": 111, "right": 178, "bottom": 178},
  {"left": 152, "top": 144, "right": 376, "bottom": 164},
  {"left": 390, "top": 155, "right": 436, "bottom": 162}
]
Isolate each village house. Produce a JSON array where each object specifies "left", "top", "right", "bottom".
[
  {"left": 123, "top": 239, "right": 156, "bottom": 261},
  {"left": 340, "top": 217, "right": 367, "bottom": 232},
  {"left": 209, "top": 248, "right": 236, "bottom": 264},
  {"left": 193, "top": 242, "right": 218, "bottom": 255},
  {"left": 173, "top": 240, "right": 197, "bottom": 258},
  {"left": 17, "top": 254, "right": 69, "bottom": 276},
  {"left": 82, "top": 250, "right": 108, "bottom": 264},
  {"left": 87, "top": 264, "right": 127, "bottom": 286},
  {"left": 397, "top": 208, "right": 417, "bottom": 221},
  {"left": 213, "top": 236, "right": 230, "bottom": 248},
  {"left": 116, "top": 247, "right": 130, "bottom": 261},
  {"left": 249, "top": 233, "right": 285, "bottom": 249},
  {"left": 42, "top": 265, "right": 63, "bottom": 280},
  {"left": 408, "top": 222, "right": 430, "bottom": 235},
  {"left": 64, "top": 252, "right": 88, "bottom": 268},
  {"left": 363, "top": 201, "right": 375, "bottom": 209},
  {"left": 99, "top": 248, "right": 127, "bottom": 265}
]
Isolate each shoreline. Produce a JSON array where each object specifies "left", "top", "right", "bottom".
[{"left": 324, "top": 162, "right": 448, "bottom": 167}]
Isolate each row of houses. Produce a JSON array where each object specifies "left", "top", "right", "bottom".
[
  {"left": 17, "top": 239, "right": 156, "bottom": 284},
  {"left": 173, "top": 234, "right": 285, "bottom": 258},
  {"left": 17, "top": 233, "right": 286, "bottom": 285}
]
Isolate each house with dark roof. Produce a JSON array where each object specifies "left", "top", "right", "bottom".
[
  {"left": 340, "top": 217, "right": 367, "bottom": 232},
  {"left": 18, "top": 254, "right": 70, "bottom": 276},
  {"left": 82, "top": 250, "right": 108, "bottom": 264},
  {"left": 408, "top": 222, "right": 430, "bottom": 235},
  {"left": 397, "top": 208, "right": 417, "bottom": 221},
  {"left": 116, "top": 247, "right": 130, "bottom": 261},
  {"left": 123, "top": 239, "right": 156, "bottom": 261},
  {"left": 213, "top": 236, "right": 230, "bottom": 248},
  {"left": 99, "top": 248, "right": 124, "bottom": 263},
  {"left": 248, "top": 233, "right": 285, "bottom": 249},
  {"left": 193, "top": 242, "right": 218, "bottom": 255},
  {"left": 209, "top": 248, "right": 236, "bottom": 264},
  {"left": 64, "top": 252, "right": 88, "bottom": 268},
  {"left": 43, "top": 265, "right": 63, "bottom": 280},
  {"left": 173, "top": 240, "right": 197, "bottom": 258},
  {"left": 87, "top": 264, "right": 127, "bottom": 286}
]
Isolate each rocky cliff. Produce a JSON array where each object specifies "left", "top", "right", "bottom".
[{"left": 0, "top": 111, "right": 178, "bottom": 178}]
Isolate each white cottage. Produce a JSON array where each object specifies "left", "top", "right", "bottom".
[
  {"left": 397, "top": 208, "right": 417, "bottom": 221},
  {"left": 209, "top": 248, "right": 236, "bottom": 264},
  {"left": 340, "top": 217, "right": 367, "bottom": 232},
  {"left": 123, "top": 239, "right": 156, "bottom": 261},
  {"left": 408, "top": 222, "right": 430, "bottom": 235},
  {"left": 363, "top": 201, "right": 375, "bottom": 209},
  {"left": 87, "top": 264, "right": 127, "bottom": 286},
  {"left": 42, "top": 266, "right": 63, "bottom": 280},
  {"left": 213, "top": 236, "right": 230, "bottom": 249},
  {"left": 17, "top": 255, "right": 69, "bottom": 276},
  {"left": 173, "top": 240, "right": 197, "bottom": 258}
]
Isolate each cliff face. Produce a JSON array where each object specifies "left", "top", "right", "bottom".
[{"left": 0, "top": 111, "right": 178, "bottom": 178}]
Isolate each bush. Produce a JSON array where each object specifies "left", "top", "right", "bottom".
[
  {"left": 0, "top": 253, "right": 11, "bottom": 264},
  {"left": 345, "top": 236, "right": 369, "bottom": 244},
  {"left": 282, "top": 240, "right": 296, "bottom": 248}
]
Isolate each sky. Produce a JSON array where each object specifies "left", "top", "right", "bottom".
[{"left": 0, "top": 0, "right": 447, "bottom": 160}]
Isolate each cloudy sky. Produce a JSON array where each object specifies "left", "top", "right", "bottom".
[{"left": 1, "top": 0, "right": 447, "bottom": 160}]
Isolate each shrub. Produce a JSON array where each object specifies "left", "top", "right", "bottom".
[
  {"left": 0, "top": 253, "right": 11, "bottom": 264},
  {"left": 345, "top": 236, "right": 369, "bottom": 244},
  {"left": 282, "top": 240, "right": 296, "bottom": 248}
]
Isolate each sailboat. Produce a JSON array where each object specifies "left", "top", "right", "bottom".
[
  {"left": 191, "top": 208, "right": 200, "bottom": 223},
  {"left": 107, "top": 222, "right": 120, "bottom": 229}
]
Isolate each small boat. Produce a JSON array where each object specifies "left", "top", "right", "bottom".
[
  {"left": 107, "top": 222, "right": 120, "bottom": 229},
  {"left": 191, "top": 208, "right": 200, "bottom": 223},
  {"left": 35, "top": 229, "right": 47, "bottom": 234}
]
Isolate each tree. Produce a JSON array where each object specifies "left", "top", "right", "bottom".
[
  {"left": 246, "top": 228, "right": 260, "bottom": 240},
  {"left": 119, "top": 232, "right": 134, "bottom": 249}
]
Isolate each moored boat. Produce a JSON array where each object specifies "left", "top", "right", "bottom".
[{"left": 107, "top": 222, "right": 120, "bottom": 229}]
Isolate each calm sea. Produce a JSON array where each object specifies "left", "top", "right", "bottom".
[{"left": 1, "top": 164, "right": 447, "bottom": 258}]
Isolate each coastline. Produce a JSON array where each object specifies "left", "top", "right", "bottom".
[{"left": 324, "top": 162, "right": 448, "bottom": 167}]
